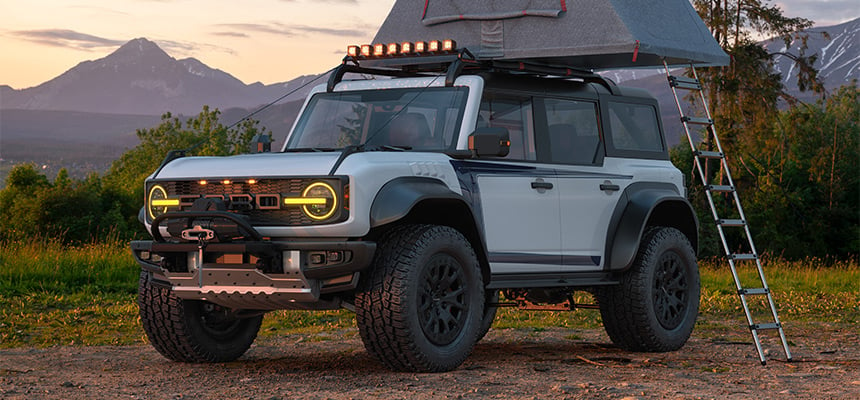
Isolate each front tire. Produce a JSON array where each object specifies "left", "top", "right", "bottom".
[
  {"left": 597, "top": 227, "right": 699, "bottom": 352},
  {"left": 355, "top": 225, "right": 484, "bottom": 372},
  {"left": 138, "top": 271, "right": 263, "bottom": 362}
]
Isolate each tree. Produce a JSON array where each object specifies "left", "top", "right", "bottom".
[
  {"left": 104, "top": 106, "right": 269, "bottom": 197},
  {"left": 0, "top": 166, "right": 131, "bottom": 243},
  {"left": 102, "top": 106, "right": 270, "bottom": 234},
  {"left": 0, "top": 106, "right": 271, "bottom": 244},
  {"left": 670, "top": 1, "right": 858, "bottom": 258}
]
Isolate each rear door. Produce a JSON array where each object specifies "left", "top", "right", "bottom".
[{"left": 539, "top": 97, "right": 628, "bottom": 271}]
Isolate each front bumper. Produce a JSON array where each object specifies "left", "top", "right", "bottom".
[{"left": 131, "top": 239, "right": 376, "bottom": 309}]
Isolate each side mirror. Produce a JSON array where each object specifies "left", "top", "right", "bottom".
[
  {"left": 250, "top": 134, "right": 272, "bottom": 153},
  {"left": 468, "top": 127, "right": 510, "bottom": 157}
]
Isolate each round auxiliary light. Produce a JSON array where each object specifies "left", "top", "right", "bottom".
[
  {"left": 147, "top": 185, "right": 169, "bottom": 220},
  {"left": 302, "top": 182, "right": 337, "bottom": 220}
]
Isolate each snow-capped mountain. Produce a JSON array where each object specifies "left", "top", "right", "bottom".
[
  {"left": 0, "top": 38, "right": 296, "bottom": 115},
  {"left": 764, "top": 17, "right": 860, "bottom": 96}
]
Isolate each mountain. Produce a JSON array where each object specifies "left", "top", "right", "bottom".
[
  {"left": 613, "top": 17, "right": 860, "bottom": 145},
  {"left": 764, "top": 17, "right": 860, "bottom": 101},
  {"left": 0, "top": 38, "right": 298, "bottom": 115}
]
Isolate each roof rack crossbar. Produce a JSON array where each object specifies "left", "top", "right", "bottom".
[
  {"left": 487, "top": 60, "right": 620, "bottom": 95},
  {"left": 327, "top": 62, "right": 435, "bottom": 92}
]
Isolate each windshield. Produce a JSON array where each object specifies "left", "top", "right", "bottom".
[{"left": 285, "top": 87, "right": 469, "bottom": 151}]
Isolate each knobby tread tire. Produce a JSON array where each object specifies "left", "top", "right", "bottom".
[
  {"left": 355, "top": 224, "right": 483, "bottom": 372},
  {"left": 137, "top": 271, "right": 262, "bottom": 363},
  {"left": 597, "top": 227, "right": 699, "bottom": 352},
  {"left": 477, "top": 290, "right": 499, "bottom": 342}
]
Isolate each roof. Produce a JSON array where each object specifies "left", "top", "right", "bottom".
[{"left": 371, "top": 0, "right": 729, "bottom": 69}]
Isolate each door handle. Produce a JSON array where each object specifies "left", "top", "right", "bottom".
[
  {"left": 600, "top": 183, "right": 620, "bottom": 192},
  {"left": 531, "top": 181, "right": 554, "bottom": 190}
]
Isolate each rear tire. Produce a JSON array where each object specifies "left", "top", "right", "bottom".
[
  {"left": 355, "top": 224, "right": 484, "bottom": 372},
  {"left": 138, "top": 271, "right": 262, "bottom": 362},
  {"left": 597, "top": 227, "right": 699, "bottom": 352}
]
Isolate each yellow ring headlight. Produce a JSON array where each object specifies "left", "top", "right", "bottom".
[
  {"left": 301, "top": 182, "right": 337, "bottom": 220},
  {"left": 147, "top": 185, "right": 170, "bottom": 220}
]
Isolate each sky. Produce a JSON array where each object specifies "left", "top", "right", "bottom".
[{"left": 1, "top": 0, "right": 857, "bottom": 90}]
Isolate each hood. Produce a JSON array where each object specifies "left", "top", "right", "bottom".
[{"left": 153, "top": 152, "right": 341, "bottom": 180}]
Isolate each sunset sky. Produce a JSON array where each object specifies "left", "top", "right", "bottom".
[{"left": 1, "top": 0, "right": 857, "bottom": 90}]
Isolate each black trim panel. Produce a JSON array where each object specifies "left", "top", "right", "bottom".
[
  {"left": 488, "top": 271, "right": 618, "bottom": 289},
  {"left": 489, "top": 252, "right": 600, "bottom": 267},
  {"left": 369, "top": 176, "right": 465, "bottom": 227}
]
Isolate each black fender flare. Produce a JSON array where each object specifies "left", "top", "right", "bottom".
[
  {"left": 369, "top": 176, "right": 466, "bottom": 228},
  {"left": 604, "top": 183, "right": 699, "bottom": 271}
]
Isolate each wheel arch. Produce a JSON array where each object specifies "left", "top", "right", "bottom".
[
  {"left": 369, "top": 177, "right": 490, "bottom": 284},
  {"left": 605, "top": 183, "right": 699, "bottom": 271}
]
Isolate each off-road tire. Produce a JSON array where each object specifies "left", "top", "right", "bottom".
[
  {"left": 138, "top": 271, "right": 263, "bottom": 362},
  {"left": 355, "top": 224, "right": 484, "bottom": 372},
  {"left": 477, "top": 290, "right": 499, "bottom": 341},
  {"left": 597, "top": 226, "right": 699, "bottom": 352}
]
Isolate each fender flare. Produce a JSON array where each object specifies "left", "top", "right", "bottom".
[
  {"left": 369, "top": 176, "right": 465, "bottom": 228},
  {"left": 604, "top": 183, "right": 699, "bottom": 271}
]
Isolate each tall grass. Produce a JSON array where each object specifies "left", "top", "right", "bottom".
[
  {"left": 699, "top": 257, "right": 860, "bottom": 324},
  {"left": 0, "top": 235, "right": 138, "bottom": 295},
  {"left": 0, "top": 238, "right": 857, "bottom": 348}
]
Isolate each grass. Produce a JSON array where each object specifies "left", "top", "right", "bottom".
[{"left": 0, "top": 239, "right": 857, "bottom": 348}]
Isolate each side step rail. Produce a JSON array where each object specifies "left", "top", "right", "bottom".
[{"left": 664, "top": 61, "right": 792, "bottom": 365}]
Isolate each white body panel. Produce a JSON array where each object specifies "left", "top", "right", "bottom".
[{"left": 478, "top": 173, "right": 561, "bottom": 274}]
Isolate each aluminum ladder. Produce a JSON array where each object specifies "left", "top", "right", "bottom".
[{"left": 663, "top": 61, "right": 793, "bottom": 365}]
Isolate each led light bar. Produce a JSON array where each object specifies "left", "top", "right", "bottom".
[
  {"left": 345, "top": 39, "right": 457, "bottom": 58},
  {"left": 284, "top": 198, "right": 328, "bottom": 205},
  {"left": 151, "top": 199, "right": 180, "bottom": 207}
]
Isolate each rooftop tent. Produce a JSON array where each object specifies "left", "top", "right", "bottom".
[{"left": 371, "top": 0, "right": 729, "bottom": 69}]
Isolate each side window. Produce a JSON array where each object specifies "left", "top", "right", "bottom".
[
  {"left": 477, "top": 95, "right": 536, "bottom": 161},
  {"left": 542, "top": 98, "right": 601, "bottom": 164},
  {"left": 607, "top": 102, "right": 664, "bottom": 153}
]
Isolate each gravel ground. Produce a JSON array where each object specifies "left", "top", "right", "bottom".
[{"left": 1, "top": 322, "right": 858, "bottom": 399}]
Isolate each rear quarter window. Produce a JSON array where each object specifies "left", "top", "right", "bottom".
[{"left": 605, "top": 101, "right": 667, "bottom": 159}]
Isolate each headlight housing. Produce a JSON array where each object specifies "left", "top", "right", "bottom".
[
  {"left": 147, "top": 185, "right": 179, "bottom": 220},
  {"left": 300, "top": 181, "right": 338, "bottom": 220}
]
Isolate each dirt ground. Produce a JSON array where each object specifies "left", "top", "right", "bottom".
[{"left": 1, "top": 322, "right": 858, "bottom": 400}]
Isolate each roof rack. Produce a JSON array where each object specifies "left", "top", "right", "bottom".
[{"left": 327, "top": 48, "right": 620, "bottom": 95}]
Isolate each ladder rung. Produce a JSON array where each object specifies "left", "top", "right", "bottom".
[
  {"left": 751, "top": 323, "right": 781, "bottom": 331},
  {"left": 707, "top": 184, "right": 735, "bottom": 192},
  {"left": 717, "top": 219, "right": 746, "bottom": 227},
  {"left": 731, "top": 253, "right": 758, "bottom": 261},
  {"left": 668, "top": 75, "right": 702, "bottom": 90},
  {"left": 739, "top": 288, "right": 769, "bottom": 295},
  {"left": 694, "top": 150, "right": 724, "bottom": 159},
  {"left": 681, "top": 116, "right": 714, "bottom": 125}
]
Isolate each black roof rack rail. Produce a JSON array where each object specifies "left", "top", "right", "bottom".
[
  {"left": 484, "top": 60, "right": 620, "bottom": 95},
  {"left": 327, "top": 48, "right": 619, "bottom": 95}
]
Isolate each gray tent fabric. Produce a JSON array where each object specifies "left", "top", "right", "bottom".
[{"left": 371, "top": 0, "right": 729, "bottom": 69}]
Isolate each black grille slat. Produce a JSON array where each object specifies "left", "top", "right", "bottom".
[{"left": 159, "top": 178, "right": 342, "bottom": 226}]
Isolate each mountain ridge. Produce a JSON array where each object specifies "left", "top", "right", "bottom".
[{"left": 0, "top": 38, "right": 298, "bottom": 115}]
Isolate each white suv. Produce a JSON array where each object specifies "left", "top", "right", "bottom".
[{"left": 132, "top": 46, "right": 700, "bottom": 372}]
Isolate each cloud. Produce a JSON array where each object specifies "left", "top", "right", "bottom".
[
  {"left": 9, "top": 29, "right": 125, "bottom": 50},
  {"left": 212, "top": 31, "right": 250, "bottom": 38},
  {"left": 776, "top": 1, "right": 860, "bottom": 26},
  {"left": 214, "top": 21, "right": 372, "bottom": 39},
  {"left": 154, "top": 39, "right": 236, "bottom": 56}
]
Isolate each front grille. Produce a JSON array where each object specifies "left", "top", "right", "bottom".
[{"left": 152, "top": 177, "right": 347, "bottom": 226}]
